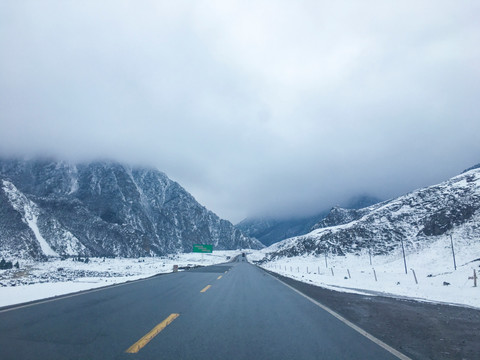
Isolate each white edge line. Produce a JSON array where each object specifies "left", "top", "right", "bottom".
[{"left": 262, "top": 268, "right": 412, "bottom": 360}]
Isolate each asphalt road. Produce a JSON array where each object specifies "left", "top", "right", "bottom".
[
  {"left": 0, "top": 256, "right": 405, "bottom": 360},
  {"left": 267, "top": 270, "right": 480, "bottom": 360}
]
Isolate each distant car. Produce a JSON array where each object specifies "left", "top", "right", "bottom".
[{"left": 242, "top": 253, "right": 245, "bottom": 257}]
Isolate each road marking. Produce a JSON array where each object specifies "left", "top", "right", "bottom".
[
  {"left": 200, "top": 285, "right": 211, "bottom": 293},
  {"left": 125, "top": 313, "right": 180, "bottom": 353},
  {"left": 263, "top": 270, "right": 411, "bottom": 360},
  {"left": 217, "top": 275, "right": 222, "bottom": 280}
]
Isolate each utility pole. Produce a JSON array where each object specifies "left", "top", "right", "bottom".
[
  {"left": 450, "top": 234, "right": 457, "bottom": 271},
  {"left": 400, "top": 237, "right": 407, "bottom": 274}
]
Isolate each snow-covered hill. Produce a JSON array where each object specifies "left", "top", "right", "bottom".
[
  {"left": 0, "top": 158, "right": 263, "bottom": 259},
  {"left": 261, "top": 167, "right": 480, "bottom": 260}
]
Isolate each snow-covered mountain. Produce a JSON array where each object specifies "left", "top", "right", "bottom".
[
  {"left": 237, "top": 195, "right": 381, "bottom": 246},
  {"left": 262, "top": 167, "right": 480, "bottom": 259},
  {"left": 0, "top": 158, "right": 263, "bottom": 259}
]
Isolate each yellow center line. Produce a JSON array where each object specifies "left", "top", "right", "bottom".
[
  {"left": 125, "top": 313, "right": 180, "bottom": 354},
  {"left": 217, "top": 275, "right": 222, "bottom": 280},
  {"left": 200, "top": 285, "right": 211, "bottom": 293}
]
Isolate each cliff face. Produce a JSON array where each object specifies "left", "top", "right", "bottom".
[
  {"left": 265, "top": 168, "right": 480, "bottom": 259},
  {"left": 0, "top": 158, "right": 263, "bottom": 259}
]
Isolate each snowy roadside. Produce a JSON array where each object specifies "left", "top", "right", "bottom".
[
  {"left": 247, "top": 239, "right": 480, "bottom": 310},
  {"left": 0, "top": 250, "right": 240, "bottom": 308}
]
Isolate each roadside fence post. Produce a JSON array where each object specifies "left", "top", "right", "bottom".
[
  {"left": 331, "top": 268, "right": 334, "bottom": 276},
  {"left": 410, "top": 268, "right": 418, "bottom": 284},
  {"left": 468, "top": 269, "right": 477, "bottom": 287},
  {"left": 373, "top": 268, "right": 377, "bottom": 282},
  {"left": 347, "top": 269, "right": 351, "bottom": 279}
]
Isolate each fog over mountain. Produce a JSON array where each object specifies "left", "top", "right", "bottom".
[{"left": 1, "top": 1, "right": 479, "bottom": 222}]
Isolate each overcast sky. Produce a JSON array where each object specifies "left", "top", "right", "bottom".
[{"left": 1, "top": 1, "right": 480, "bottom": 223}]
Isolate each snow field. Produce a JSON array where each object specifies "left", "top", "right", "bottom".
[{"left": 0, "top": 250, "right": 240, "bottom": 308}]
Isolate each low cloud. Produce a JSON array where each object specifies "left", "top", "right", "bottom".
[{"left": 1, "top": 1, "right": 479, "bottom": 222}]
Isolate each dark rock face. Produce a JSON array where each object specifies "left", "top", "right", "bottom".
[
  {"left": 421, "top": 204, "right": 477, "bottom": 236},
  {"left": 265, "top": 167, "right": 480, "bottom": 259},
  {"left": 0, "top": 158, "right": 263, "bottom": 259}
]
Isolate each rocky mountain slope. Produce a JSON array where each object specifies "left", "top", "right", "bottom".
[
  {"left": 263, "top": 167, "right": 480, "bottom": 259},
  {"left": 0, "top": 158, "right": 263, "bottom": 259},
  {"left": 238, "top": 195, "right": 381, "bottom": 246},
  {"left": 311, "top": 207, "right": 369, "bottom": 231},
  {"left": 236, "top": 213, "right": 327, "bottom": 247}
]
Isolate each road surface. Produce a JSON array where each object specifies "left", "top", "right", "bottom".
[{"left": 0, "top": 256, "right": 405, "bottom": 359}]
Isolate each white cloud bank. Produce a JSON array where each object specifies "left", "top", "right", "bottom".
[{"left": 1, "top": 1, "right": 479, "bottom": 222}]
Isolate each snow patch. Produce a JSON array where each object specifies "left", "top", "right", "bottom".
[
  {"left": 25, "top": 213, "right": 58, "bottom": 256},
  {"left": 68, "top": 165, "right": 79, "bottom": 194},
  {"left": 2, "top": 180, "right": 58, "bottom": 256}
]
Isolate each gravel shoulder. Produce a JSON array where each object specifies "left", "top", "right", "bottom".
[{"left": 265, "top": 269, "right": 480, "bottom": 360}]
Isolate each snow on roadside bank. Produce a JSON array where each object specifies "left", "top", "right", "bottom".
[
  {"left": 0, "top": 251, "right": 239, "bottom": 308},
  {"left": 247, "top": 240, "right": 480, "bottom": 310}
]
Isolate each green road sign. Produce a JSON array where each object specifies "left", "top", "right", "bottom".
[{"left": 193, "top": 244, "right": 213, "bottom": 253}]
